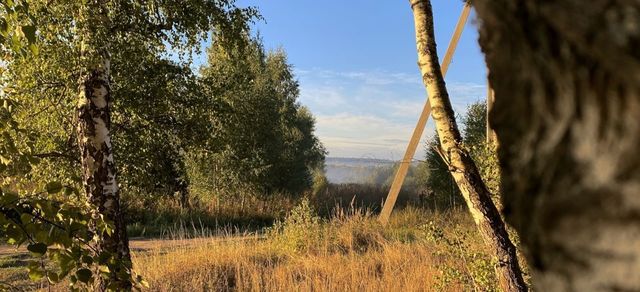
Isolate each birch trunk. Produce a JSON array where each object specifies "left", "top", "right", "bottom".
[
  {"left": 77, "top": 1, "right": 131, "bottom": 290},
  {"left": 77, "top": 58, "right": 131, "bottom": 290},
  {"left": 409, "top": 1, "right": 527, "bottom": 291},
  {"left": 472, "top": 0, "right": 640, "bottom": 290}
]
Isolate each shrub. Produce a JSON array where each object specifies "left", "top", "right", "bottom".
[
  {"left": 268, "top": 198, "right": 322, "bottom": 253},
  {"left": 328, "top": 207, "right": 385, "bottom": 254},
  {"left": 419, "top": 219, "right": 498, "bottom": 291}
]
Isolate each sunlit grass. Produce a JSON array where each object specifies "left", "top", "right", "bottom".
[
  {"left": 133, "top": 207, "right": 500, "bottom": 292},
  {"left": 1, "top": 205, "right": 510, "bottom": 291}
]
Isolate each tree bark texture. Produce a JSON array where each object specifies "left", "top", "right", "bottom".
[
  {"left": 472, "top": 0, "right": 640, "bottom": 290},
  {"left": 77, "top": 1, "right": 131, "bottom": 290},
  {"left": 77, "top": 58, "right": 132, "bottom": 290},
  {"left": 409, "top": 1, "right": 527, "bottom": 291}
]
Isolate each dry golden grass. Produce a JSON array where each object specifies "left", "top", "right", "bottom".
[
  {"left": 133, "top": 207, "right": 500, "bottom": 292},
  {"left": 0, "top": 206, "right": 509, "bottom": 291},
  {"left": 135, "top": 239, "right": 447, "bottom": 291}
]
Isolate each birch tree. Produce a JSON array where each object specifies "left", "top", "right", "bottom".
[
  {"left": 471, "top": 0, "right": 640, "bottom": 290},
  {"left": 75, "top": 1, "right": 132, "bottom": 289},
  {"left": 2, "top": 0, "right": 256, "bottom": 289},
  {"left": 408, "top": 1, "right": 527, "bottom": 291}
]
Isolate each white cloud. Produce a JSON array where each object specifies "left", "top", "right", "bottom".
[
  {"left": 314, "top": 113, "right": 435, "bottom": 160},
  {"left": 384, "top": 100, "right": 427, "bottom": 118},
  {"left": 296, "top": 68, "right": 422, "bottom": 86},
  {"left": 298, "top": 86, "right": 347, "bottom": 109},
  {"left": 296, "top": 68, "right": 486, "bottom": 160}
]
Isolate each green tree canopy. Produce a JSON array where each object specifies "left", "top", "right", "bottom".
[{"left": 188, "top": 35, "right": 326, "bottom": 199}]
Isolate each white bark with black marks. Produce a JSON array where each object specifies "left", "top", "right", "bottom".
[
  {"left": 76, "top": 2, "right": 132, "bottom": 289},
  {"left": 77, "top": 56, "right": 131, "bottom": 290},
  {"left": 409, "top": 1, "right": 527, "bottom": 291}
]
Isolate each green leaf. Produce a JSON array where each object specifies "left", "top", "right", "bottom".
[
  {"left": 47, "top": 272, "right": 60, "bottom": 283},
  {"left": 21, "top": 25, "right": 35, "bottom": 44},
  {"left": 0, "top": 19, "right": 7, "bottom": 37},
  {"left": 75, "top": 268, "right": 92, "bottom": 283},
  {"left": 5, "top": 225, "right": 24, "bottom": 244},
  {"left": 28, "top": 43, "right": 38, "bottom": 55},
  {"left": 11, "top": 33, "right": 20, "bottom": 51},
  {"left": 98, "top": 265, "right": 110, "bottom": 274},
  {"left": 28, "top": 267, "right": 44, "bottom": 281},
  {"left": 0, "top": 191, "right": 19, "bottom": 204},
  {"left": 35, "top": 230, "right": 49, "bottom": 243},
  {"left": 27, "top": 242, "right": 47, "bottom": 256},
  {"left": 20, "top": 213, "right": 32, "bottom": 224},
  {"left": 97, "top": 251, "right": 112, "bottom": 264},
  {"left": 45, "top": 181, "right": 63, "bottom": 194},
  {"left": 57, "top": 254, "right": 73, "bottom": 278},
  {"left": 0, "top": 154, "right": 12, "bottom": 165}
]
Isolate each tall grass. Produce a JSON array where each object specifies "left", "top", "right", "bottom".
[
  {"left": 133, "top": 206, "right": 504, "bottom": 291},
  {"left": 311, "top": 183, "right": 420, "bottom": 216},
  {"left": 1, "top": 183, "right": 528, "bottom": 291},
  {"left": 124, "top": 182, "right": 421, "bottom": 238},
  {"left": 125, "top": 194, "right": 297, "bottom": 238},
  {"left": 0, "top": 205, "right": 516, "bottom": 291}
]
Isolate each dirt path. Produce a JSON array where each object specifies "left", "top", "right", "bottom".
[{"left": 0, "top": 234, "right": 265, "bottom": 256}]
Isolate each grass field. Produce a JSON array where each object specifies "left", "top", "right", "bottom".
[{"left": 1, "top": 204, "right": 523, "bottom": 291}]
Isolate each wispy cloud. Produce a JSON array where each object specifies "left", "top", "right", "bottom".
[
  {"left": 297, "top": 68, "right": 421, "bottom": 86},
  {"left": 297, "top": 68, "right": 486, "bottom": 160},
  {"left": 384, "top": 100, "right": 427, "bottom": 117},
  {"left": 299, "top": 86, "right": 347, "bottom": 108}
]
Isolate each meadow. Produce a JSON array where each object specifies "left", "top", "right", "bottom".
[{"left": 0, "top": 191, "right": 525, "bottom": 291}]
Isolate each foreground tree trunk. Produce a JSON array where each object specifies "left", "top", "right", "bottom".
[
  {"left": 77, "top": 58, "right": 131, "bottom": 290},
  {"left": 409, "top": 1, "right": 527, "bottom": 291},
  {"left": 77, "top": 1, "right": 131, "bottom": 290},
  {"left": 472, "top": 0, "right": 640, "bottom": 291}
]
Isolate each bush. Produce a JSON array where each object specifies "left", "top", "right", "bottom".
[
  {"left": 268, "top": 198, "right": 322, "bottom": 252},
  {"left": 419, "top": 218, "right": 499, "bottom": 291}
]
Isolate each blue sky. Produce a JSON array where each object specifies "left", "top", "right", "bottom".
[{"left": 226, "top": 0, "right": 488, "bottom": 160}]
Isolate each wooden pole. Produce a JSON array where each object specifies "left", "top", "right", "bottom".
[{"left": 378, "top": 3, "right": 471, "bottom": 225}]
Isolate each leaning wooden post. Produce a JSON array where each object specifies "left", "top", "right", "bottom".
[
  {"left": 378, "top": 3, "right": 471, "bottom": 225},
  {"left": 408, "top": 0, "right": 527, "bottom": 290}
]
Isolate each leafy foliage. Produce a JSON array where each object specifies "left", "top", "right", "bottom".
[
  {"left": 187, "top": 35, "right": 326, "bottom": 200},
  {"left": 268, "top": 198, "right": 321, "bottom": 252},
  {"left": 0, "top": 0, "right": 38, "bottom": 56},
  {"left": 417, "top": 102, "right": 500, "bottom": 208},
  {"left": 420, "top": 220, "right": 498, "bottom": 291},
  {"left": 0, "top": 186, "right": 147, "bottom": 290},
  {"left": 3, "top": 1, "right": 322, "bottom": 210},
  {"left": 1, "top": 0, "right": 257, "bottom": 199}
]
